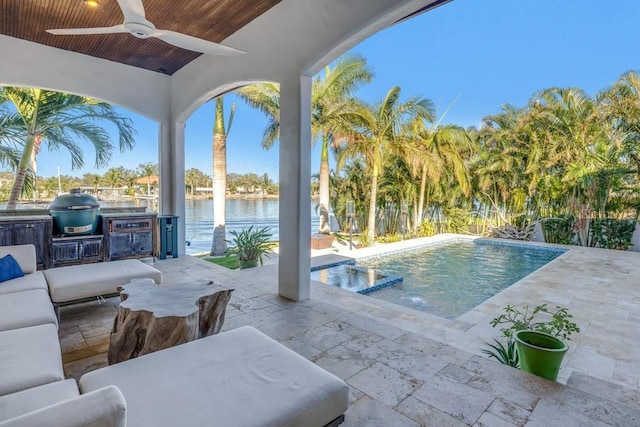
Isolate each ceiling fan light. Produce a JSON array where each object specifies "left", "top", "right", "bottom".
[{"left": 84, "top": 0, "right": 100, "bottom": 7}]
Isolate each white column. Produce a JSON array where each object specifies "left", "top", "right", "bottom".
[
  {"left": 278, "top": 74, "right": 312, "bottom": 301},
  {"left": 158, "top": 120, "right": 187, "bottom": 253}
]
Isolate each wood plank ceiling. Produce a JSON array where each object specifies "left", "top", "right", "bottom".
[{"left": 0, "top": 0, "right": 281, "bottom": 75}]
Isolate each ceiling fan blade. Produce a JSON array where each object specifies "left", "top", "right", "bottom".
[
  {"left": 47, "top": 25, "right": 128, "bottom": 35},
  {"left": 152, "top": 30, "right": 245, "bottom": 55},
  {"left": 117, "top": 0, "right": 147, "bottom": 23}
]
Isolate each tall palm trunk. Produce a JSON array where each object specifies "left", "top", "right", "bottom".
[
  {"left": 6, "top": 133, "right": 37, "bottom": 210},
  {"left": 7, "top": 89, "right": 41, "bottom": 210},
  {"left": 417, "top": 164, "right": 428, "bottom": 229},
  {"left": 367, "top": 164, "right": 379, "bottom": 242},
  {"left": 412, "top": 193, "right": 418, "bottom": 231},
  {"left": 8, "top": 138, "right": 34, "bottom": 208},
  {"left": 210, "top": 98, "right": 233, "bottom": 256},
  {"left": 318, "top": 134, "right": 331, "bottom": 233}
]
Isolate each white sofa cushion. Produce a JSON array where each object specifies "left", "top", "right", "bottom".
[
  {"left": 0, "top": 271, "right": 48, "bottom": 296},
  {"left": 0, "top": 244, "right": 37, "bottom": 274},
  {"left": 45, "top": 259, "right": 163, "bottom": 303},
  {"left": 80, "top": 326, "right": 348, "bottom": 427},
  {"left": 0, "top": 323, "right": 64, "bottom": 396},
  {"left": 0, "top": 379, "right": 79, "bottom": 422},
  {"left": 0, "top": 386, "right": 126, "bottom": 427},
  {"left": 0, "top": 289, "right": 57, "bottom": 331}
]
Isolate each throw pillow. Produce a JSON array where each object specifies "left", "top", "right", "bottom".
[{"left": 0, "top": 254, "right": 24, "bottom": 283}]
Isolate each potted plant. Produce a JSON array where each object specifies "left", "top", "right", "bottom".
[
  {"left": 513, "top": 330, "right": 568, "bottom": 381},
  {"left": 224, "top": 226, "right": 277, "bottom": 269},
  {"left": 483, "top": 304, "right": 580, "bottom": 381}
]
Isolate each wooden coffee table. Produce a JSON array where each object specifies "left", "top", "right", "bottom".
[{"left": 108, "top": 278, "right": 233, "bottom": 364}]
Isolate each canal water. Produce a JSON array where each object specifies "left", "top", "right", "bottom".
[
  {"left": 183, "top": 198, "right": 320, "bottom": 255},
  {"left": 1, "top": 198, "right": 320, "bottom": 255}
]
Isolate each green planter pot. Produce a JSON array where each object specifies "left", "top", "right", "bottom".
[
  {"left": 514, "top": 330, "right": 568, "bottom": 381},
  {"left": 239, "top": 259, "right": 258, "bottom": 269}
]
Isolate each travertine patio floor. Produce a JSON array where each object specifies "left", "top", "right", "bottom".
[{"left": 59, "top": 235, "right": 640, "bottom": 426}]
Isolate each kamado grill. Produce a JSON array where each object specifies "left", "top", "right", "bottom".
[{"left": 50, "top": 189, "right": 100, "bottom": 236}]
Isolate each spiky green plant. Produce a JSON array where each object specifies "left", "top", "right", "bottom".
[
  {"left": 482, "top": 338, "right": 519, "bottom": 368},
  {"left": 224, "top": 226, "right": 277, "bottom": 267}
]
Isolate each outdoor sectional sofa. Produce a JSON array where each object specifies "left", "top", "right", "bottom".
[{"left": 0, "top": 244, "right": 349, "bottom": 426}]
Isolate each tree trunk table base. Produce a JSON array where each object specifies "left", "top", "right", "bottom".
[{"left": 108, "top": 278, "right": 233, "bottom": 364}]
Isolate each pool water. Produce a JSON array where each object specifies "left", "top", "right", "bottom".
[
  {"left": 310, "top": 264, "right": 402, "bottom": 294},
  {"left": 319, "top": 239, "right": 565, "bottom": 319}
]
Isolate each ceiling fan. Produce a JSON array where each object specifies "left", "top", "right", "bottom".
[{"left": 46, "top": 0, "right": 245, "bottom": 56}]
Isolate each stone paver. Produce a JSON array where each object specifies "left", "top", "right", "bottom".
[
  {"left": 347, "top": 362, "right": 422, "bottom": 407},
  {"left": 343, "top": 396, "right": 420, "bottom": 427},
  {"left": 394, "top": 396, "right": 468, "bottom": 427},
  {"left": 57, "top": 238, "right": 640, "bottom": 426},
  {"left": 525, "top": 399, "right": 610, "bottom": 427},
  {"left": 474, "top": 412, "right": 518, "bottom": 427},
  {"left": 486, "top": 399, "right": 530, "bottom": 427},
  {"left": 411, "top": 373, "right": 494, "bottom": 425}
]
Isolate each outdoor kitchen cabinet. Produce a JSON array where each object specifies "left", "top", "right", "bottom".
[
  {"left": 0, "top": 215, "right": 52, "bottom": 269},
  {"left": 101, "top": 213, "right": 157, "bottom": 261},
  {"left": 50, "top": 235, "right": 104, "bottom": 267}
]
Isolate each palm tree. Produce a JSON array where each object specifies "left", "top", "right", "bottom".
[
  {"left": 409, "top": 119, "right": 472, "bottom": 228},
  {"left": 238, "top": 54, "right": 373, "bottom": 233},
  {"left": 103, "top": 167, "right": 125, "bottom": 197},
  {"left": 0, "top": 87, "right": 136, "bottom": 209},
  {"left": 529, "top": 87, "right": 613, "bottom": 215},
  {"left": 185, "top": 168, "right": 208, "bottom": 197},
  {"left": 210, "top": 97, "right": 235, "bottom": 256},
  {"left": 336, "top": 86, "right": 435, "bottom": 242},
  {"left": 82, "top": 173, "right": 103, "bottom": 194},
  {"left": 0, "top": 108, "right": 23, "bottom": 172},
  {"left": 474, "top": 104, "right": 538, "bottom": 218},
  {"left": 137, "top": 162, "right": 157, "bottom": 195}
]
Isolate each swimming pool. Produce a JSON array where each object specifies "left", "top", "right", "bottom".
[{"left": 314, "top": 239, "right": 565, "bottom": 319}]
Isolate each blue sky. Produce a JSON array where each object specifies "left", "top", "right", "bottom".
[{"left": 32, "top": 0, "right": 640, "bottom": 179}]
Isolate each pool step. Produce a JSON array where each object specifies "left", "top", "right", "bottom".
[{"left": 537, "top": 370, "right": 640, "bottom": 426}]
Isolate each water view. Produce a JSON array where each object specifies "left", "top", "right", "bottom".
[
  {"left": 183, "top": 199, "right": 319, "bottom": 255},
  {"left": 0, "top": 198, "right": 320, "bottom": 255}
]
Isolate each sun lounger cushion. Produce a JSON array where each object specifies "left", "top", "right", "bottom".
[
  {"left": 0, "top": 380, "right": 79, "bottom": 423},
  {"left": 0, "top": 289, "right": 58, "bottom": 331},
  {"left": 44, "top": 259, "right": 163, "bottom": 303},
  {"left": 80, "top": 326, "right": 349, "bottom": 427},
  {"left": 0, "top": 386, "right": 126, "bottom": 427},
  {"left": 0, "top": 324, "right": 64, "bottom": 397},
  {"left": 0, "top": 244, "right": 47, "bottom": 297},
  {"left": 0, "top": 271, "right": 48, "bottom": 296}
]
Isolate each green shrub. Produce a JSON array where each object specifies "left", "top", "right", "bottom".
[
  {"left": 589, "top": 218, "right": 636, "bottom": 250},
  {"left": 445, "top": 207, "right": 469, "bottom": 233},
  {"left": 542, "top": 214, "right": 575, "bottom": 244},
  {"left": 378, "top": 233, "right": 402, "bottom": 243},
  {"left": 359, "top": 229, "right": 374, "bottom": 247},
  {"left": 417, "top": 220, "right": 436, "bottom": 237}
]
